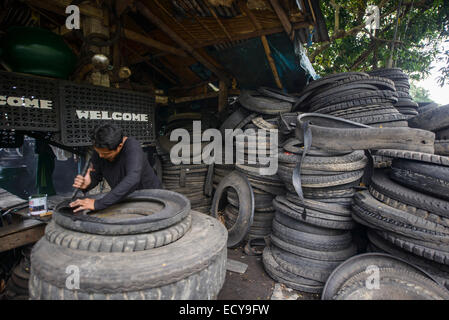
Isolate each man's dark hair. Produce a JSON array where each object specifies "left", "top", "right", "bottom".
[{"left": 90, "top": 124, "right": 124, "bottom": 150}]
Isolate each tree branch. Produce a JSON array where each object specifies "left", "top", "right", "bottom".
[{"left": 309, "top": 0, "right": 400, "bottom": 63}]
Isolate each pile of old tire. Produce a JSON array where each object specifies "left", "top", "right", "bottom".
[
  {"left": 368, "top": 68, "right": 418, "bottom": 117},
  {"left": 3, "top": 246, "right": 31, "bottom": 300},
  {"left": 409, "top": 104, "right": 449, "bottom": 156},
  {"left": 293, "top": 72, "right": 408, "bottom": 127},
  {"left": 157, "top": 131, "right": 213, "bottom": 214},
  {"left": 239, "top": 88, "right": 295, "bottom": 116},
  {"left": 30, "top": 189, "right": 227, "bottom": 300},
  {"left": 322, "top": 253, "right": 449, "bottom": 300},
  {"left": 214, "top": 91, "right": 291, "bottom": 252},
  {"left": 262, "top": 139, "right": 364, "bottom": 293},
  {"left": 236, "top": 126, "right": 286, "bottom": 239},
  {"left": 351, "top": 149, "right": 449, "bottom": 289}
]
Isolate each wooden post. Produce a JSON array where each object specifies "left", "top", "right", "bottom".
[
  {"left": 260, "top": 36, "right": 283, "bottom": 89},
  {"left": 218, "top": 80, "right": 228, "bottom": 113},
  {"left": 82, "top": 5, "right": 110, "bottom": 87},
  {"left": 239, "top": 1, "right": 283, "bottom": 89}
]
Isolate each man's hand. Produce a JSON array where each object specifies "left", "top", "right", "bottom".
[
  {"left": 72, "top": 167, "right": 94, "bottom": 190},
  {"left": 69, "top": 198, "right": 95, "bottom": 213}
]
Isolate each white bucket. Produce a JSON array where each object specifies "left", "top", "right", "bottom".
[{"left": 29, "top": 194, "right": 48, "bottom": 216}]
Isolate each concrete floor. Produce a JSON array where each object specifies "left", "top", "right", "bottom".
[{"left": 217, "top": 245, "right": 320, "bottom": 300}]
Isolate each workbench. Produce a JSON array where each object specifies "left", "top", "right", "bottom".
[{"left": 0, "top": 188, "right": 70, "bottom": 253}]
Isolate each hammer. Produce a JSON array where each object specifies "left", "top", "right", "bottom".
[{"left": 71, "top": 150, "right": 92, "bottom": 201}]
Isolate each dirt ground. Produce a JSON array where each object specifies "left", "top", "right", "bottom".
[{"left": 217, "top": 245, "right": 320, "bottom": 300}]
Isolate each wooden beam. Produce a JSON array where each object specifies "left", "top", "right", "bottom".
[
  {"left": 153, "top": 0, "right": 199, "bottom": 44},
  {"left": 125, "top": 44, "right": 178, "bottom": 85},
  {"left": 123, "top": 29, "right": 188, "bottom": 57},
  {"left": 30, "top": 0, "right": 188, "bottom": 58},
  {"left": 307, "top": 0, "right": 317, "bottom": 23},
  {"left": 193, "top": 21, "right": 310, "bottom": 48},
  {"left": 183, "top": 3, "right": 220, "bottom": 40},
  {"left": 174, "top": 89, "right": 239, "bottom": 104},
  {"left": 28, "top": 0, "right": 103, "bottom": 20},
  {"left": 204, "top": 1, "right": 233, "bottom": 41},
  {"left": 269, "top": 0, "right": 294, "bottom": 41},
  {"left": 134, "top": 1, "right": 230, "bottom": 83},
  {"left": 239, "top": 1, "right": 283, "bottom": 89}
]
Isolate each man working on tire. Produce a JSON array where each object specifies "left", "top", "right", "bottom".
[{"left": 69, "top": 124, "right": 162, "bottom": 212}]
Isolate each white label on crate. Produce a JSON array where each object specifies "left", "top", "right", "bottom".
[
  {"left": 75, "top": 110, "right": 148, "bottom": 122},
  {"left": 0, "top": 95, "right": 53, "bottom": 109}
]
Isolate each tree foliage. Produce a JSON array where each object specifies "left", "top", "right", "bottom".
[
  {"left": 309, "top": 0, "right": 449, "bottom": 84},
  {"left": 409, "top": 83, "right": 433, "bottom": 102}
]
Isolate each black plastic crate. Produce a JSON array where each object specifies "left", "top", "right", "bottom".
[
  {"left": 0, "top": 71, "right": 60, "bottom": 131},
  {"left": 59, "top": 82, "right": 155, "bottom": 146}
]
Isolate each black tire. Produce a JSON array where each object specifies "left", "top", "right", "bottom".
[
  {"left": 278, "top": 150, "right": 367, "bottom": 171},
  {"left": 30, "top": 211, "right": 227, "bottom": 300},
  {"left": 278, "top": 165, "right": 364, "bottom": 188},
  {"left": 374, "top": 230, "right": 449, "bottom": 265},
  {"left": 391, "top": 159, "right": 449, "bottom": 200},
  {"left": 239, "top": 90, "right": 292, "bottom": 115},
  {"left": 270, "top": 234, "right": 356, "bottom": 262},
  {"left": 262, "top": 246, "right": 324, "bottom": 293},
  {"left": 352, "top": 191, "right": 449, "bottom": 244},
  {"left": 54, "top": 189, "right": 191, "bottom": 236},
  {"left": 322, "top": 253, "right": 449, "bottom": 300},
  {"left": 367, "top": 230, "right": 449, "bottom": 289},
  {"left": 219, "top": 108, "right": 249, "bottom": 136},
  {"left": 257, "top": 87, "right": 298, "bottom": 103},
  {"left": 211, "top": 171, "right": 254, "bottom": 248},
  {"left": 284, "top": 193, "right": 352, "bottom": 217},
  {"left": 374, "top": 149, "right": 449, "bottom": 167},
  {"left": 45, "top": 214, "right": 192, "bottom": 252},
  {"left": 370, "top": 170, "right": 449, "bottom": 219},
  {"left": 408, "top": 104, "right": 449, "bottom": 132},
  {"left": 274, "top": 209, "right": 346, "bottom": 236},
  {"left": 369, "top": 186, "right": 449, "bottom": 228},
  {"left": 271, "top": 218, "right": 352, "bottom": 251},
  {"left": 273, "top": 196, "right": 355, "bottom": 230}
]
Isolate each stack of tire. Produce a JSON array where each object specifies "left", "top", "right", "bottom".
[
  {"left": 233, "top": 130, "right": 285, "bottom": 244},
  {"left": 409, "top": 104, "right": 449, "bottom": 156},
  {"left": 262, "top": 140, "right": 365, "bottom": 293},
  {"left": 30, "top": 189, "right": 227, "bottom": 300},
  {"left": 368, "top": 68, "right": 418, "bottom": 117},
  {"left": 351, "top": 149, "right": 449, "bottom": 290},
  {"left": 322, "top": 253, "right": 449, "bottom": 300},
  {"left": 157, "top": 128, "right": 213, "bottom": 214},
  {"left": 3, "top": 246, "right": 31, "bottom": 300},
  {"left": 294, "top": 72, "right": 408, "bottom": 128},
  {"left": 237, "top": 89, "right": 294, "bottom": 244},
  {"left": 212, "top": 88, "right": 293, "bottom": 249}
]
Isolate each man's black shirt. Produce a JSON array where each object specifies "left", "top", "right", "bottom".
[{"left": 87, "top": 137, "right": 162, "bottom": 210}]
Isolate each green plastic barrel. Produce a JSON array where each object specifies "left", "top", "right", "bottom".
[{"left": 0, "top": 26, "right": 77, "bottom": 79}]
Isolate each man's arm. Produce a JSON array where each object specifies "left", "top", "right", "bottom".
[
  {"left": 93, "top": 139, "right": 144, "bottom": 211},
  {"left": 84, "top": 154, "right": 102, "bottom": 192},
  {"left": 70, "top": 154, "right": 103, "bottom": 212}
]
